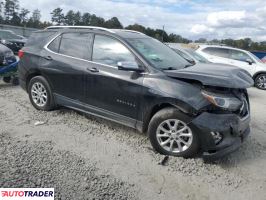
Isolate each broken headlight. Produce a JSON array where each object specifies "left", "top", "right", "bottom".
[{"left": 201, "top": 90, "right": 242, "bottom": 111}]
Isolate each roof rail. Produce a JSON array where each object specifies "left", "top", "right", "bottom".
[
  {"left": 45, "top": 26, "right": 115, "bottom": 33},
  {"left": 112, "top": 29, "right": 145, "bottom": 35}
]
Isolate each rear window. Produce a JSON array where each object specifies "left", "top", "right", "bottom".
[
  {"left": 202, "top": 47, "right": 230, "bottom": 58},
  {"left": 58, "top": 32, "right": 93, "bottom": 60},
  {"left": 26, "top": 31, "right": 56, "bottom": 48}
]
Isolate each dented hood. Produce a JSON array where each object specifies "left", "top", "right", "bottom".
[{"left": 164, "top": 63, "right": 254, "bottom": 89}]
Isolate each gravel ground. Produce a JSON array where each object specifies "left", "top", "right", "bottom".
[{"left": 1, "top": 81, "right": 266, "bottom": 200}]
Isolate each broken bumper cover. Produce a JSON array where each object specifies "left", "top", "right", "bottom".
[{"left": 191, "top": 112, "right": 251, "bottom": 160}]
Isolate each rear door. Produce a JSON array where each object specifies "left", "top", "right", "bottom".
[
  {"left": 84, "top": 34, "right": 144, "bottom": 123},
  {"left": 40, "top": 32, "right": 94, "bottom": 101},
  {"left": 201, "top": 47, "right": 231, "bottom": 65}
]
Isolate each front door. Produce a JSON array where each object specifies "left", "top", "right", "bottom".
[{"left": 84, "top": 34, "right": 144, "bottom": 123}]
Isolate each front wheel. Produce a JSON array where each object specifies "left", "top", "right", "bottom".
[
  {"left": 148, "top": 107, "right": 200, "bottom": 158},
  {"left": 255, "top": 74, "right": 266, "bottom": 90}
]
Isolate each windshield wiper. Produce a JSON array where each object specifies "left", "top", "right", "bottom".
[
  {"left": 161, "top": 67, "right": 177, "bottom": 71},
  {"left": 151, "top": 57, "right": 163, "bottom": 62}
]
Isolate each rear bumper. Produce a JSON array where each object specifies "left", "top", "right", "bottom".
[{"left": 191, "top": 112, "right": 251, "bottom": 160}]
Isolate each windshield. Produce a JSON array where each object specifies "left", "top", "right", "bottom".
[
  {"left": 126, "top": 38, "right": 189, "bottom": 70},
  {"left": 185, "top": 49, "right": 209, "bottom": 63}
]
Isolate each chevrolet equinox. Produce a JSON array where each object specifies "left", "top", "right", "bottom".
[{"left": 18, "top": 26, "right": 254, "bottom": 159}]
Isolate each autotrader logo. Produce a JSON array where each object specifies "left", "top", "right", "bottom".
[{"left": 0, "top": 188, "right": 54, "bottom": 199}]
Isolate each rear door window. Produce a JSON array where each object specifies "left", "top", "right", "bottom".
[
  {"left": 58, "top": 32, "right": 93, "bottom": 60},
  {"left": 202, "top": 47, "right": 230, "bottom": 58}
]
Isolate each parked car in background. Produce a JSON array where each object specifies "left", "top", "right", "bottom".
[
  {"left": 261, "top": 56, "right": 266, "bottom": 63},
  {"left": 167, "top": 44, "right": 209, "bottom": 64},
  {"left": 0, "top": 43, "right": 19, "bottom": 85},
  {"left": 196, "top": 45, "right": 266, "bottom": 90},
  {"left": 0, "top": 30, "right": 27, "bottom": 54},
  {"left": 251, "top": 51, "right": 266, "bottom": 63},
  {"left": 19, "top": 26, "right": 253, "bottom": 160}
]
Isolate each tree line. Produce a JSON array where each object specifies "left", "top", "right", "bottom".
[
  {"left": 0, "top": 0, "right": 265, "bottom": 51},
  {"left": 50, "top": 8, "right": 191, "bottom": 43}
]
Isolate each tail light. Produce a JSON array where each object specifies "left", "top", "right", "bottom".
[{"left": 18, "top": 50, "right": 24, "bottom": 59}]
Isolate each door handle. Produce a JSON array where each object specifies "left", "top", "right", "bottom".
[
  {"left": 87, "top": 67, "right": 99, "bottom": 73},
  {"left": 44, "top": 56, "right": 53, "bottom": 61}
]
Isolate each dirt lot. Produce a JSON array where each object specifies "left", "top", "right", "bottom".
[{"left": 1, "top": 81, "right": 266, "bottom": 200}]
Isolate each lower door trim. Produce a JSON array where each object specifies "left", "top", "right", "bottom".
[{"left": 54, "top": 93, "right": 142, "bottom": 129}]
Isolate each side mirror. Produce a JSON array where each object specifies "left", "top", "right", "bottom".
[
  {"left": 187, "top": 59, "right": 196, "bottom": 65},
  {"left": 246, "top": 58, "right": 253, "bottom": 65},
  {"left": 117, "top": 61, "right": 144, "bottom": 72}
]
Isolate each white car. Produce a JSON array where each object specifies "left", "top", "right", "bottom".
[{"left": 196, "top": 45, "right": 266, "bottom": 90}]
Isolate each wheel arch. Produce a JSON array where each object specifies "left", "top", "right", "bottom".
[
  {"left": 25, "top": 69, "right": 52, "bottom": 92},
  {"left": 252, "top": 71, "right": 266, "bottom": 80},
  {"left": 141, "top": 101, "right": 195, "bottom": 133}
]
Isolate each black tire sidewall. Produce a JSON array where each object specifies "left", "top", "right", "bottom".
[
  {"left": 3, "top": 76, "right": 11, "bottom": 83},
  {"left": 148, "top": 108, "right": 200, "bottom": 158},
  {"left": 255, "top": 74, "right": 266, "bottom": 90},
  {"left": 28, "top": 76, "right": 55, "bottom": 111}
]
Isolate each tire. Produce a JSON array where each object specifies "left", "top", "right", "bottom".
[
  {"left": 3, "top": 76, "right": 11, "bottom": 83},
  {"left": 148, "top": 107, "right": 200, "bottom": 158},
  {"left": 254, "top": 74, "right": 266, "bottom": 90},
  {"left": 28, "top": 76, "right": 55, "bottom": 111}
]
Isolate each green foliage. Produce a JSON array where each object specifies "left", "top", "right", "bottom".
[
  {"left": 50, "top": 7, "right": 64, "bottom": 25},
  {"left": 203, "top": 37, "right": 266, "bottom": 51},
  {"left": 105, "top": 17, "right": 123, "bottom": 28},
  {"left": 125, "top": 23, "right": 191, "bottom": 43}
]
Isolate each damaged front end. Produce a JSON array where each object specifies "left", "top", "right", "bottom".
[
  {"left": 191, "top": 86, "right": 251, "bottom": 160},
  {"left": 162, "top": 63, "right": 254, "bottom": 160}
]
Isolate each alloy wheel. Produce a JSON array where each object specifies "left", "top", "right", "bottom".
[
  {"left": 31, "top": 82, "right": 48, "bottom": 107},
  {"left": 156, "top": 119, "right": 193, "bottom": 153},
  {"left": 256, "top": 75, "right": 266, "bottom": 89}
]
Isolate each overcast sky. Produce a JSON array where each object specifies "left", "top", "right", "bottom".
[{"left": 20, "top": 0, "right": 266, "bottom": 41}]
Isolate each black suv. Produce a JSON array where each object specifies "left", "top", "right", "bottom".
[{"left": 18, "top": 26, "right": 254, "bottom": 159}]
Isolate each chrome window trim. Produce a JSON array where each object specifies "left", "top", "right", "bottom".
[{"left": 43, "top": 33, "right": 117, "bottom": 69}]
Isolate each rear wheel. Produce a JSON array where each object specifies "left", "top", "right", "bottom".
[
  {"left": 28, "top": 76, "right": 56, "bottom": 111},
  {"left": 255, "top": 74, "right": 266, "bottom": 90},
  {"left": 148, "top": 107, "right": 200, "bottom": 158}
]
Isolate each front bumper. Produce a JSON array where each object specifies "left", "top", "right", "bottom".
[{"left": 191, "top": 112, "right": 250, "bottom": 160}]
